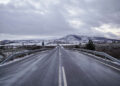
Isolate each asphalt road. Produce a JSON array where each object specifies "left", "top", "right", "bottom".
[{"left": 0, "top": 46, "right": 120, "bottom": 86}]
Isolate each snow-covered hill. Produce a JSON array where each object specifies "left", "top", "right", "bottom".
[
  {"left": 1, "top": 34, "right": 120, "bottom": 46},
  {"left": 57, "top": 34, "right": 120, "bottom": 44}
]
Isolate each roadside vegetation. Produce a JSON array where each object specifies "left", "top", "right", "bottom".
[
  {"left": 64, "top": 41, "right": 120, "bottom": 60},
  {"left": 95, "top": 43, "right": 120, "bottom": 59},
  {"left": 85, "top": 40, "right": 95, "bottom": 50}
]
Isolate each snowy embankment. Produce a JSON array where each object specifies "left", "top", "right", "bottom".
[
  {"left": 73, "top": 48, "right": 120, "bottom": 65},
  {"left": 0, "top": 53, "right": 34, "bottom": 66},
  {"left": 0, "top": 48, "right": 48, "bottom": 65}
]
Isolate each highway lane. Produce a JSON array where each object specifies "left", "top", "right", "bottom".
[
  {"left": 0, "top": 46, "right": 120, "bottom": 86},
  {"left": 0, "top": 48, "right": 59, "bottom": 86},
  {"left": 60, "top": 47, "right": 120, "bottom": 86}
]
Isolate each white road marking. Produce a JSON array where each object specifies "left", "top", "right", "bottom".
[
  {"left": 62, "top": 66, "right": 67, "bottom": 86},
  {"left": 59, "top": 66, "right": 62, "bottom": 86},
  {"left": 58, "top": 48, "right": 62, "bottom": 86},
  {"left": 84, "top": 52, "right": 120, "bottom": 71},
  {"left": 98, "top": 61, "right": 120, "bottom": 71},
  {"left": 58, "top": 47, "right": 67, "bottom": 86},
  {"left": 1, "top": 54, "right": 46, "bottom": 86}
]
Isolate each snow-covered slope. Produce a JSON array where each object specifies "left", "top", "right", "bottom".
[
  {"left": 1, "top": 35, "right": 120, "bottom": 45},
  {"left": 57, "top": 34, "right": 120, "bottom": 44}
]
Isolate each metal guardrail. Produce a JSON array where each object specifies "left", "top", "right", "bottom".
[
  {"left": 0, "top": 48, "right": 48, "bottom": 64},
  {"left": 75, "top": 49, "right": 120, "bottom": 64}
]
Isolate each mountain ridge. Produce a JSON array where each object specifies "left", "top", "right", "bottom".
[{"left": 57, "top": 34, "right": 120, "bottom": 43}]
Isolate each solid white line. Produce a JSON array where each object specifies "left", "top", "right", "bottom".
[
  {"left": 58, "top": 48, "right": 62, "bottom": 86},
  {"left": 99, "top": 61, "right": 120, "bottom": 71},
  {"left": 83, "top": 52, "right": 120, "bottom": 71},
  {"left": 59, "top": 66, "right": 62, "bottom": 86},
  {"left": 62, "top": 66, "right": 67, "bottom": 86},
  {"left": 2, "top": 54, "right": 46, "bottom": 86}
]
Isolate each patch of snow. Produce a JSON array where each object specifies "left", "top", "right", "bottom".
[{"left": 0, "top": 54, "right": 34, "bottom": 67}]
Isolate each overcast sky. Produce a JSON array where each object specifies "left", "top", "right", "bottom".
[{"left": 0, "top": 0, "right": 120, "bottom": 40}]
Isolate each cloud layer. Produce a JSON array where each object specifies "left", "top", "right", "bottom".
[{"left": 0, "top": 0, "right": 120, "bottom": 40}]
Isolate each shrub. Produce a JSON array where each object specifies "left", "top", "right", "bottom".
[{"left": 85, "top": 40, "right": 95, "bottom": 50}]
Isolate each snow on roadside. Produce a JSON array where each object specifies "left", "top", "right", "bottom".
[
  {"left": 0, "top": 54, "right": 34, "bottom": 67},
  {"left": 0, "top": 50, "right": 49, "bottom": 67},
  {"left": 80, "top": 51, "right": 120, "bottom": 66}
]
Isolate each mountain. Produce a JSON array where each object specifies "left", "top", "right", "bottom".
[
  {"left": 1, "top": 35, "right": 120, "bottom": 45},
  {"left": 57, "top": 34, "right": 120, "bottom": 44},
  {"left": 0, "top": 40, "right": 14, "bottom": 45}
]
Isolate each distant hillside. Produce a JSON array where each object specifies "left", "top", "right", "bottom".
[
  {"left": 57, "top": 34, "right": 120, "bottom": 44},
  {"left": 0, "top": 34, "right": 120, "bottom": 45}
]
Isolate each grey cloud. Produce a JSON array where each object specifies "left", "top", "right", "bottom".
[{"left": 0, "top": 0, "right": 120, "bottom": 39}]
